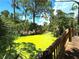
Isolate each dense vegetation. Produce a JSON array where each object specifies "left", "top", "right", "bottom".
[
  {"left": 14, "top": 32, "right": 56, "bottom": 59},
  {"left": 0, "top": 0, "right": 79, "bottom": 59}
]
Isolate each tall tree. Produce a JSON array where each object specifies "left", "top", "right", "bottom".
[
  {"left": 12, "top": 0, "right": 16, "bottom": 20},
  {"left": 16, "top": 0, "right": 28, "bottom": 20},
  {"left": 17, "top": 0, "right": 52, "bottom": 23},
  {"left": 11, "top": 0, "right": 20, "bottom": 20},
  {"left": 31, "top": 0, "right": 52, "bottom": 23}
]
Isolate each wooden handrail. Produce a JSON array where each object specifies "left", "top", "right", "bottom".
[{"left": 38, "top": 28, "right": 74, "bottom": 59}]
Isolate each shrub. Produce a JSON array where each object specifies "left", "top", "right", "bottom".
[{"left": 28, "top": 23, "right": 43, "bottom": 35}]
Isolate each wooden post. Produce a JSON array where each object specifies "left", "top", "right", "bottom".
[
  {"left": 69, "top": 28, "right": 72, "bottom": 42},
  {"left": 42, "top": 51, "right": 52, "bottom": 59}
]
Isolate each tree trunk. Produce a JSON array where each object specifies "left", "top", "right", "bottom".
[
  {"left": 77, "top": 3, "right": 79, "bottom": 35},
  {"left": 78, "top": 5, "right": 79, "bottom": 25},
  {"left": 25, "top": 13, "right": 26, "bottom": 20},
  {"left": 33, "top": 11, "right": 35, "bottom": 23},
  {"left": 33, "top": 0, "right": 36, "bottom": 23},
  {"left": 13, "top": 0, "right": 16, "bottom": 20}
]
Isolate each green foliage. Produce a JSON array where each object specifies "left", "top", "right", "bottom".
[
  {"left": 42, "top": 22, "right": 49, "bottom": 32},
  {"left": 2, "top": 41, "right": 41, "bottom": 59},
  {"left": 29, "top": 23, "right": 38, "bottom": 31},
  {"left": 16, "top": 0, "right": 52, "bottom": 23},
  {"left": 0, "top": 10, "right": 24, "bottom": 59},
  {"left": 0, "top": 18, "right": 7, "bottom": 36},
  {"left": 72, "top": 3, "right": 78, "bottom": 10},
  {"left": 0, "top": 17, "right": 16, "bottom": 59},
  {"left": 17, "top": 20, "right": 30, "bottom": 33},
  {"left": 76, "top": 24, "right": 79, "bottom": 34},
  {"left": 0, "top": 0, "right": 78, "bottom": 59},
  {"left": 1, "top": 10, "right": 9, "bottom": 17},
  {"left": 11, "top": 42, "right": 42, "bottom": 59},
  {"left": 28, "top": 23, "right": 43, "bottom": 34},
  {"left": 49, "top": 10, "right": 76, "bottom": 36}
]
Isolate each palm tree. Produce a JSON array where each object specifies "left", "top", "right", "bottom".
[
  {"left": 15, "top": 0, "right": 52, "bottom": 23},
  {"left": 12, "top": 0, "right": 20, "bottom": 20},
  {"left": 11, "top": 0, "right": 16, "bottom": 20},
  {"left": 34, "top": 0, "right": 52, "bottom": 23}
]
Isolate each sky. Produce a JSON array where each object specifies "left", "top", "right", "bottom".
[
  {"left": 54, "top": 0, "right": 78, "bottom": 17},
  {"left": 0, "top": 0, "right": 12, "bottom": 12},
  {"left": 0, "top": 0, "right": 78, "bottom": 25}
]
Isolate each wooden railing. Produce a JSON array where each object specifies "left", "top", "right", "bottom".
[{"left": 38, "top": 28, "right": 74, "bottom": 59}]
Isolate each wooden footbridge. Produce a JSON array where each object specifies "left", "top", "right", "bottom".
[{"left": 38, "top": 28, "right": 79, "bottom": 59}]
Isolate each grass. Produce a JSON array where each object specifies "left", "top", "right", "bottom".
[
  {"left": 14, "top": 32, "right": 57, "bottom": 51},
  {"left": 14, "top": 32, "right": 57, "bottom": 59}
]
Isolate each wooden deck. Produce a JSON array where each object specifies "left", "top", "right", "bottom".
[
  {"left": 63, "top": 36, "right": 79, "bottom": 59},
  {"left": 38, "top": 28, "right": 79, "bottom": 59}
]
